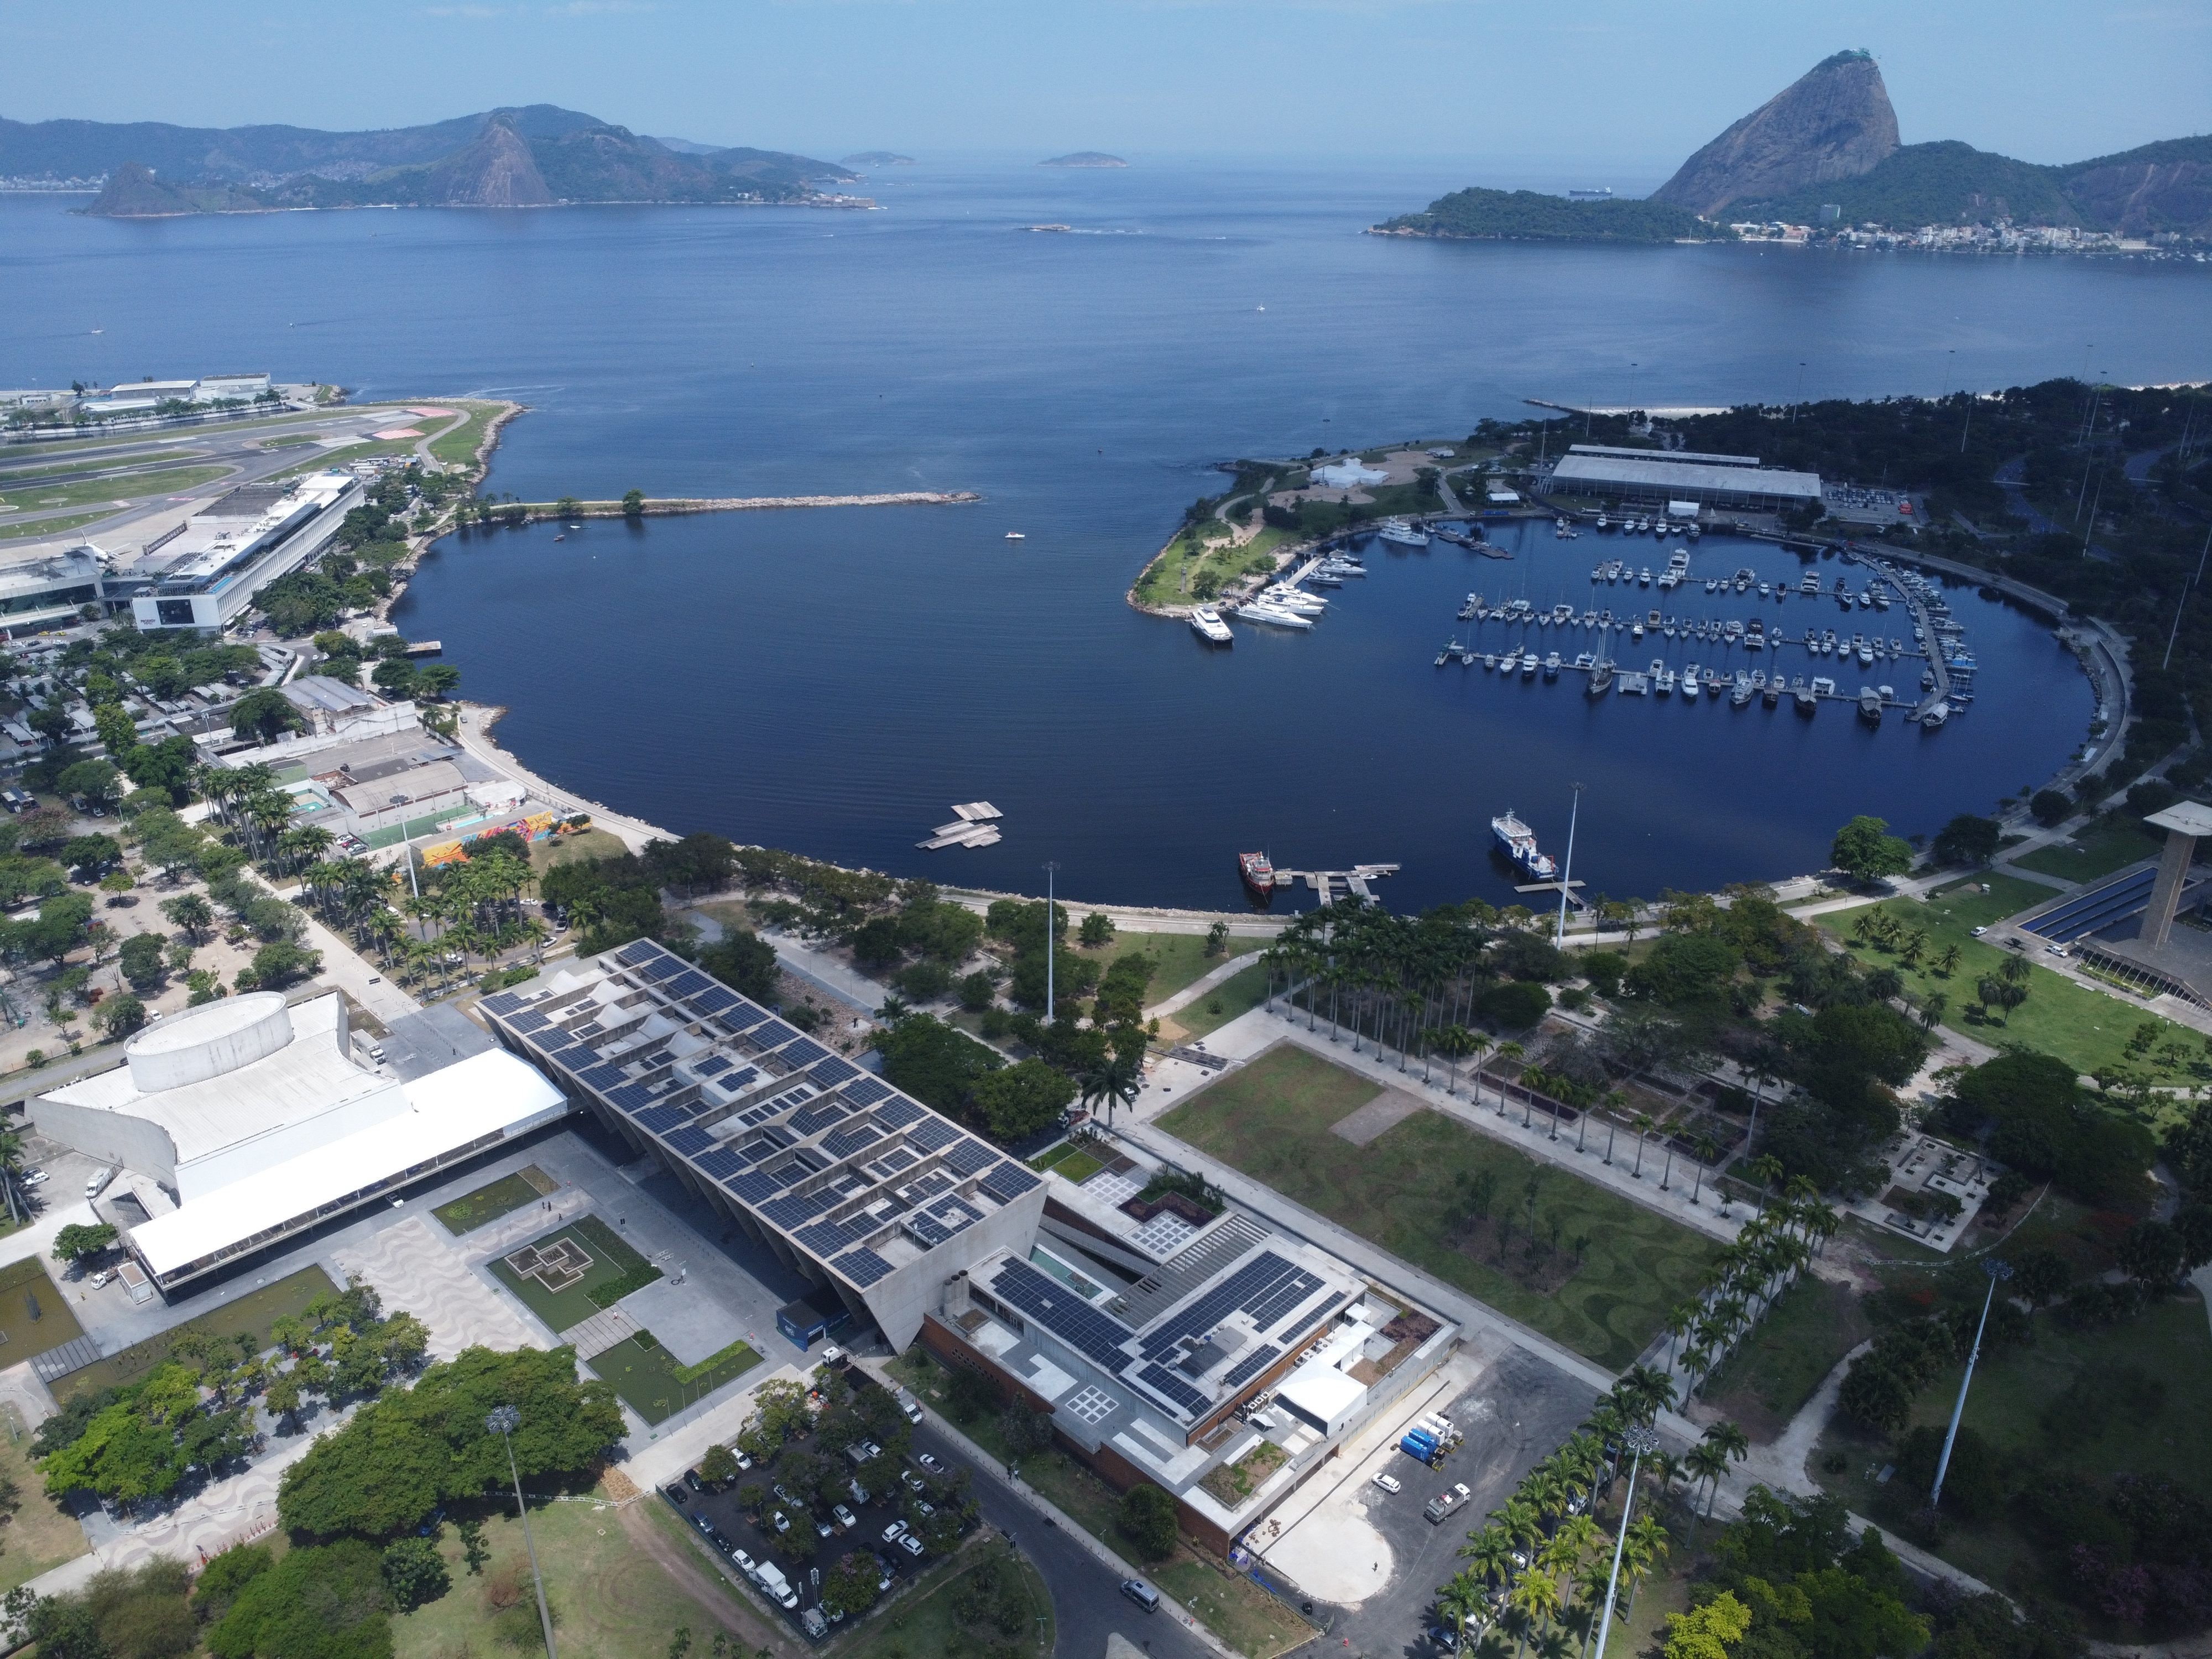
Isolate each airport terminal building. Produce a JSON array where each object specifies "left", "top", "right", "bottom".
[{"left": 113, "top": 469, "right": 361, "bottom": 632}]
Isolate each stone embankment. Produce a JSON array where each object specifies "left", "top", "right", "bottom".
[{"left": 530, "top": 491, "right": 980, "bottom": 518}]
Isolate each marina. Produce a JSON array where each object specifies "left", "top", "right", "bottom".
[{"left": 1239, "top": 851, "right": 1403, "bottom": 905}]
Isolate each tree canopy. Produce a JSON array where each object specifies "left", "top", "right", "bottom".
[{"left": 1829, "top": 816, "right": 1913, "bottom": 884}]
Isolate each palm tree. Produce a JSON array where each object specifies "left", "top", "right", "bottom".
[
  {"left": 1620, "top": 1364, "right": 1676, "bottom": 1423},
  {"left": 1630, "top": 1113, "right": 1654, "bottom": 1178},
  {"left": 1436, "top": 1024, "right": 1477, "bottom": 1097},
  {"left": 1462, "top": 1526, "right": 1519, "bottom": 1589},
  {"left": 1688, "top": 1133, "right": 1718, "bottom": 1206},
  {"left": 1935, "top": 942, "right": 1962, "bottom": 977},
  {"left": 1508, "top": 1569, "right": 1562, "bottom": 1658},
  {"left": 1438, "top": 1576, "right": 1489, "bottom": 1651},
  {"left": 1746, "top": 1152, "right": 1783, "bottom": 1209},
  {"left": 1663, "top": 1302, "right": 1696, "bottom": 1373},
  {"left": 1683, "top": 1442, "right": 1728, "bottom": 1524},
  {"left": 1919, "top": 991, "right": 1948, "bottom": 1031},
  {"left": 1495, "top": 1041, "right": 1525, "bottom": 1117}
]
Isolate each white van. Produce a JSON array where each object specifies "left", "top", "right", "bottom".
[
  {"left": 85, "top": 1166, "right": 116, "bottom": 1201},
  {"left": 1120, "top": 1580, "right": 1160, "bottom": 1613},
  {"left": 754, "top": 1563, "right": 799, "bottom": 1610}
]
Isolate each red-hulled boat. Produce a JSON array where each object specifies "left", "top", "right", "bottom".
[{"left": 1238, "top": 851, "right": 1275, "bottom": 899}]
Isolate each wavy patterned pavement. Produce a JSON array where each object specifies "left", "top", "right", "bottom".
[{"left": 334, "top": 1216, "right": 544, "bottom": 1360}]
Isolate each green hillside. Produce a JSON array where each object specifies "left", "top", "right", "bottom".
[
  {"left": 1376, "top": 187, "right": 1733, "bottom": 243},
  {"left": 1738, "top": 140, "right": 2078, "bottom": 227}
]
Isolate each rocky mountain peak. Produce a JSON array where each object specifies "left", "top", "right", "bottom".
[{"left": 1653, "top": 51, "right": 1900, "bottom": 217}]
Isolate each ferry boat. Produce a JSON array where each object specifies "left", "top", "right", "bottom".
[
  {"left": 1189, "top": 606, "right": 1233, "bottom": 644},
  {"left": 1239, "top": 851, "right": 1275, "bottom": 898},
  {"left": 1376, "top": 518, "right": 1430, "bottom": 548},
  {"left": 1491, "top": 811, "right": 1559, "bottom": 880},
  {"left": 1005, "top": 531, "right": 1026, "bottom": 541}
]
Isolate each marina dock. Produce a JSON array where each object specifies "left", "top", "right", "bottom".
[{"left": 1259, "top": 862, "right": 1403, "bottom": 904}]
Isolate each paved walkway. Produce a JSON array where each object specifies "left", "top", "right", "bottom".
[
  {"left": 1145, "top": 951, "right": 1264, "bottom": 1021},
  {"left": 332, "top": 1214, "right": 545, "bottom": 1361}
]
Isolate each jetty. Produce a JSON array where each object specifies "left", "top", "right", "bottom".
[
  {"left": 1256, "top": 862, "right": 1402, "bottom": 904},
  {"left": 518, "top": 491, "right": 981, "bottom": 521},
  {"left": 917, "top": 801, "right": 1005, "bottom": 850}
]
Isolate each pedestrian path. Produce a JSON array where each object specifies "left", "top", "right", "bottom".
[{"left": 1145, "top": 951, "right": 1264, "bottom": 1021}]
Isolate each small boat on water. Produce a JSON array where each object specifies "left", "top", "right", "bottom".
[
  {"left": 1588, "top": 659, "right": 1614, "bottom": 695},
  {"left": 1235, "top": 601, "right": 1312, "bottom": 630},
  {"left": 1859, "top": 687, "right": 1884, "bottom": 724},
  {"left": 1239, "top": 851, "right": 1275, "bottom": 899},
  {"left": 1543, "top": 651, "right": 1562, "bottom": 679},
  {"left": 1189, "top": 605, "right": 1233, "bottom": 644},
  {"left": 1005, "top": 531, "right": 1026, "bottom": 540}
]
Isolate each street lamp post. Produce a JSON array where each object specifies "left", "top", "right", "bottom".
[
  {"left": 1930, "top": 1258, "right": 2011, "bottom": 1516},
  {"left": 1042, "top": 862, "right": 1060, "bottom": 1022},
  {"left": 486, "top": 1406, "right": 557, "bottom": 1659},
  {"left": 1592, "top": 1426, "right": 1659, "bottom": 1659},
  {"left": 1553, "top": 783, "right": 1584, "bottom": 948}
]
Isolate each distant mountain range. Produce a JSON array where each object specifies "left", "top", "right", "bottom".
[
  {"left": 0, "top": 105, "right": 860, "bottom": 216},
  {"left": 1040, "top": 153, "right": 1126, "bottom": 168},
  {"left": 1379, "top": 52, "right": 2212, "bottom": 243}
]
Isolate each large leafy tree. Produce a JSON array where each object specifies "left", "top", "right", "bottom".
[
  {"left": 278, "top": 1345, "right": 622, "bottom": 1540},
  {"left": 1829, "top": 816, "right": 1912, "bottom": 884}
]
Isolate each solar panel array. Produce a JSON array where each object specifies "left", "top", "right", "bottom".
[
  {"left": 510, "top": 1008, "right": 550, "bottom": 1034},
  {"left": 1136, "top": 1362, "right": 1212, "bottom": 1418},
  {"left": 907, "top": 1118, "right": 961, "bottom": 1154},
  {"left": 752, "top": 1019, "right": 800, "bottom": 1048},
  {"left": 1139, "top": 1251, "right": 1297, "bottom": 1361},
  {"left": 779, "top": 1037, "right": 831, "bottom": 1070},
  {"left": 1218, "top": 1343, "right": 1282, "bottom": 1390},
  {"left": 842, "top": 1076, "right": 893, "bottom": 1108},
  {"left": 809, "top": 1056, "right": 862, "bottom": 1088},
  {"left": 665, "top": 1125, "right": 714, "bottom": 1157},
  {"left": 833, "top": 1248, "right": 893, "bottom": 1287},
  {"left": 694, "top": 1146, "right": 745, "bottom": 1181},
  {"left": 1279, "top": 1290, "right": 1349, "bottom": 1345},
  {"left": 976, "top": 1161, "right": 1040, "bottom": 1204},
  {"left": 1246, "top": 1269, "right": 1327, "bottom": 1333},
  {"left": 904, "top": 1194, "right": 983, "bottom": 1249},
  {"left": 482, "top": 990, "right": 528, "bottom": 1016},
  {"left": 990, "top": 1259, "right": 1133, "bottom": 1367},
  {"left": 823, "top": 1124, "right": 882, "bottom": 1161}
]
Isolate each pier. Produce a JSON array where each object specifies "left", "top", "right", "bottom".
[{"left": 1259, "top": 862, "right": 1402, "bottom": 904}]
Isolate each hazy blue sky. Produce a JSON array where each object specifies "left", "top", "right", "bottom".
[{"left": 2, "top": 1, "right": 2205, "bottom": 170}]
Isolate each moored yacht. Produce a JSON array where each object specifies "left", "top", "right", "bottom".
[{"left": 1189, "top": 606, "right": 1233, "bottom": 644}]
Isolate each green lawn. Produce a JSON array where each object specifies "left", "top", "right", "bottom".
[
  {"left": 0, "top": 1255, "right": 83, "bottom": 1368},
  {"left": 534, "top": 826, "right": 632, "bottom": 874},
  {"left": 1074, "top": 930, "right": 1247, "bottom": 1006},
  {"left": 0, "top": 508, "right": 115, "bottom": 541},
  {"left": 1131, "top": 523, "right": 1297, "bottom": 607},
  {"left": 1819, "top": 885, "right": 2197, "bottom": 1084},
  {"left": 1812, "top": 1291, "right": 2212, "bottom": 1594},
  {"left": 54, "top": 1265, "right": 336, "bottom": 1402},
  {"left": 0, "top": 1402, "right": 89, "bottom": 1592},
  {"left": 1156, "top": 1045, "right": 1725, "bottom": 1369},
  {"left": 1027, "top": 1141, "right": 1105, "bottom": 1182},
  {"left": 840, "top": 1542, "right": 1054, "bottom": 1659},
  {"left": 2011, "top": 823, "right": 2163, "bottom": 883},
  {"left": 1159, "top": 962, "right": 1270, "bottom": 1041},
  {"left": 420, "top": 400, "right": 510, "bottom": 467},
  {"left": 1697, "top": 1276, "right": 1870, "bottom": 1442},
  {"left": 0, "top": 463, "right": 229, "bottom": 512},
  {"left": 394, "top": 1480, "right": 739, "bottom": 1659},
  {"left": 591, "top": 1332, "right": 763, "bottom": 1425},
  {"left": 888, "top": 1350, "right": 1312, "bottom": 1658},
  {"left": 432, "top": 1166, "right": 559, "bottom": 1235},
  {"left": 0, "top": 448, "right": 199, "bottom": 486},
  {"left": 488, "top": 1215, "right": 660, "bottom": 1333}
]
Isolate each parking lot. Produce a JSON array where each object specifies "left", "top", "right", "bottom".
[{"left": 662, "top": 1370, "right": 975, "bottom": 1639}]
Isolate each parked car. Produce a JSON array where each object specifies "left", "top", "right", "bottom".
[
  {"left": 1373, "top": 1473, "right": 1402, "bottom": 1495},
  {"left": 684, "top": 1469, "right": 703, "bottom": 1492},
  {"left": 22, "top": 1170, "right": 46, "bottom": 1187},
  {"left": 815, "top": 1516, "right": 834, "bottom": 1538},
  {"left": 881, "top": 1520, "right": 907, "bottom": 1545},
  {"left": 773, "top": 1483, "right": 801, "bottom": 1506},
  {"left": 1120, "top": 1580, "right": 1160, "bottom": 1613},
  {"left": 916, "top": 1453, "right": 944, "bottom": 1475},
  {"left": 899, "top": 1533, "right": 924, "bottom": 1558},
  {"left": 665, "top": 1484, "right": 688, "bottom": 1506},
  {"left": 89, "top": 1270, "right": 112, "bottom": 1290},
  {"left": 833, "top": 1505, "right": 857, "bottom": 1530},
  {"left": 771, "top": 1511, "right": 791, "bottom": 1535},
  {"left": 900, "top": 1471, "right": 924, "bottom": 1494}
]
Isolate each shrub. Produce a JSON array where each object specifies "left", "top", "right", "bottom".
[
  {"left": 1119, "top": 1484, "right": 1180, "bottom": 1561},
  {"left": 205, "top": 1540, "right": 392, "bottom": 1659},
  {"left": 380, "top": 1536, "right": 450, "bottom": 1612},
  {"left": 1478, "top": 979, "right": 1551, "bottom": 1030},
  {"left": 1896, "top": 1424, "right": 2003, "bottom": 1522},
  {"left": 958, "top": 969, "right": 997, "bottom": 1012}
]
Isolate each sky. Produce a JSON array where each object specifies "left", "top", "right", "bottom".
[{"left": 1, "top": 0, "right": 2206, "bottom": 171}]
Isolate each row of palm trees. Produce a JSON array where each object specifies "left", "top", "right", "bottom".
[
  {"left": 1259, "top": 905, "right": 1510, "bottom": 1071},
  {"left": 1658, "top": 1186, "right": 1841, "bottom": 1409},
  {"left": 1435, "top": 1368, "right": 1750, "bottom": 1659}
]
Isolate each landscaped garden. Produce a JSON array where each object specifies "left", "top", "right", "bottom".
[
  {"left": 1697, "top": 1275, "right": 1870, "bottom": 1441},
  {"left": 51, "top": 1264, "right": 333, "bottom": 1402},
  {"left": 431, "top": 1165, "right": 559, "bottom": 1235},
  {"left": 487, "top": 1215, "right": 660, "bottom": 1332},
  {"left": 0, "top": 1254, "right": 84, "bottom": 1369},
  {"left": 1155, "top": 1044, "right": 1725, "bottom": 1370},
  {"left": 588, "top": 1332, "right": 763, "bottom": 1425},
  {"left": 2012, "top": 821, "right": 2164, "bottom": 884}
]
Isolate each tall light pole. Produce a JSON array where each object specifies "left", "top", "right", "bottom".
[
  {"left": 1042, "top": 862, "right": 1060, "bottom": 1022},
  {"left": 1554, "top": 783, "right": 1585, "bottom": 948},
  {"left": 486, "top": 1406, "right": 556, "bottom": 1659},
  {"left": 1929, "top": 1257, "right": 2011, "bottom": 1516},
  {"left": 2163, "top": 523, "right": 2212, "bottom": 671},
  {"left": 1593, "top": 1425, "right": 1659, "bottom": 1659}
]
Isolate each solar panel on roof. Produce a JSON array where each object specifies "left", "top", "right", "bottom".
[
  {"left": 797, "top": 1218, "right": 870, "bottom": 1256},
  {"left": 872, "top": 1096, "right": 924, "bottom": 1129},
  {"left": 726, "top": 1170, "right": 784, "bottom": 1206},
  {"left": 808, "top": 1055, "right": 861, "bottom": 1088},
  {"left": 833, "top": 1248, "right": 893, "bottom": 1287},
  {"left": 579, "top": 1063, "right": 627, "bottom": 1092},
  {"left": 482, "top": 990, "right": 526, "bottom": 1016},
  {"left": 638, "top": 954, "right": 684, "bottom": 983},
  {"left": 1245, "top": 1270, "right": 1327, "bottom": 1333},
  {"left": 694, "top": 1053, "right": 732, "bottom": 1078},
  {"left": 666, "top": 1125, "right": 713, "bottom": 1157},
  {"left": 977, "top": 1161, "right": 1041, "bottom": 1204},
  {"left": 989, "top": 1260, "right": 1131, "bottom": 1367},
  {"left": 1139, "top": 1252, "right": 1297, "bottom": 1361},
  {"left": 873, "top": 1147, "right": 917, "bottom": 1176},
  {"left": 719, "top": 999, "right": 772, "bottom": 1031},
  {"left": 763, "top": 1190, "right": 836, "bottom": 1229},
  {"left": 752, "top": 1020, "right": 800, "bottom": 1048},
  {"left": 779, "top": 1037, "right": 831, "bottom": 1069},
  {"left": 617, "top": 940, "right": 661, "bottom": 967},
  {"left": 1279, "top": 1291, "right": 1349, "bottom": 1344},
  {"left": 694, "top": 1147, "right": 745, "bottom": 1181},
  {"left": 609, "top": 1082, "right": 658, "bottom": 1115},
  {"left": 790, "top": 1103, "right": 849, "bottom": 1140},
  {"left": 823, "top": 1124, "right": 881, "bottom": 1161},
  {"left": 665, "top": 970, "right": 711, "bottom": 999},
  {"left": 1135, "top": 1362, "right": 1211, "bottom": 1418},
  {"left": 686, "top": 985, "right": 739, "bottom": 1015},
  {"left": 941, "top": 1138, "right": 995, "bottom": 1177},
  {"left": 638, "top": 1105, "right": 692, "bottom": 1135},
  {"left": 840, "top": 1076, "right": 892, "bottom": 1108},
  {"left": 907, "top": 1118, "right": 960, "bottom": 1153},
  {"left": 1219, "top": 1344, "right": 1281, "bottom": 1390}
]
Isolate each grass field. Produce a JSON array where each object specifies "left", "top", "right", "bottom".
[
  {"left": 534, "top": 826, "right": 630, "bottom": 875},
  {"left": 888, "top": 1350, "right": 1312, "bottom": 1658},
  {"left": 432, "top": 1165, "right": 559, "bottom": 1235},
  {"left": 1133, "top": 523, "right": 1297, "bottom": 608},
  {"left": 841, "top": 1542, "right": 1054, "bottom": 1659},
  {"left": 1074, "top": 930, "right": 1248, "bottom": 1006},
  {"left": 0, "top": 448, "right": 199, "bottom": 485},
  {"left": 0, "top": 1402, "right": 88, "bottom": 1592},
  {"left": 1698, "top": 1276, "right": 1870, "bottom": 1442},
  {"left": 421, "top": 401, "right": 509, "bottom": 467},
  {"left": 0, "top": 508, "right": 116, "bottom": 541},
  {"left": 0, "top": 1255, "right": 83, "bottom": 1369},
  {"left": 393, "top": 1481, "right": 738, "bottom": 1659},
  {"left": 1158, "top": 962, "right": 1271, "bottom": 1042},
  {"left": 0, "top": 463, "right": 229, "bottom": 512},
  {"left": 53, "top": 1265, "right": 335, "bottom": 1402},
  {"left": 591, "top": 1332, "right": 763, "bottom": 1425},
  {"left": 1819, "top": 877, "right": 2196, "bottom": 1084},
  {"left": 2011, "top": 823, "right": 2163, "bottom": 883},
  {"left": 1812, "top": 1292, "right": 2212, "bottom": 1592},
  {"left": 1156, "top": 1044, "right": 1724, "bottom": 1369},
  {"left": 488, "top": 1215, "right": 659, "bottom": 1332}
]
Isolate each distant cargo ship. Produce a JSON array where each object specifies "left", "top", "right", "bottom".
[{"left": 1491, "top": 811, "right": 1558, "bottom": 880}]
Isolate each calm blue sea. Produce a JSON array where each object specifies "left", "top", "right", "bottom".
[{"left": 7, "top": 159, "right": 2206, "bottom": 911}]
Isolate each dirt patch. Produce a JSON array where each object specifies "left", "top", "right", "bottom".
[
  {"left": 618, "top": 1500, "right": 786, "bottom": 1652},
  {"left": 1331, "top": 1088, "right": 1426, "bottom": 1148},
  {"left": 601, "top": 1465, "right": 640, "bottom": 1502}
]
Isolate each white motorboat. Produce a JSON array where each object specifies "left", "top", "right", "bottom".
[
  {"left": 1188, "top": 606, "right": 1233, "bottom": 644},
  {"left": 1234, "top": 601, "right": 1313, "bottom": 630},
  {"left": 1375, "top": 518, "right": 1430, "bottom": 547}
]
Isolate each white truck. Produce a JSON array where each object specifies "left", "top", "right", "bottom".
[{"left": 753, "top": 1562, "right": 799, "bottom": 1610}]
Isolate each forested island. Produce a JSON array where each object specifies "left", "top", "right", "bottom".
[{"left": 1371, "top": 187, "right": 1733, "bottom": 244}]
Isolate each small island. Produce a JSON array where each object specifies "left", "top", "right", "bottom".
[
  {"left": 841, "top": 151, "right": 916, "bottom": 167},
  {"left": 1371, "top": 186, "right": 1733, "bottom": 244},
  {"left": 1039, "top": 152, "right": 1128, "bottom": 168}
]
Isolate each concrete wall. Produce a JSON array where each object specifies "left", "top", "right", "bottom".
[{"left": 30, "top": 1098, "right": 179, "bottom": 1189}]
